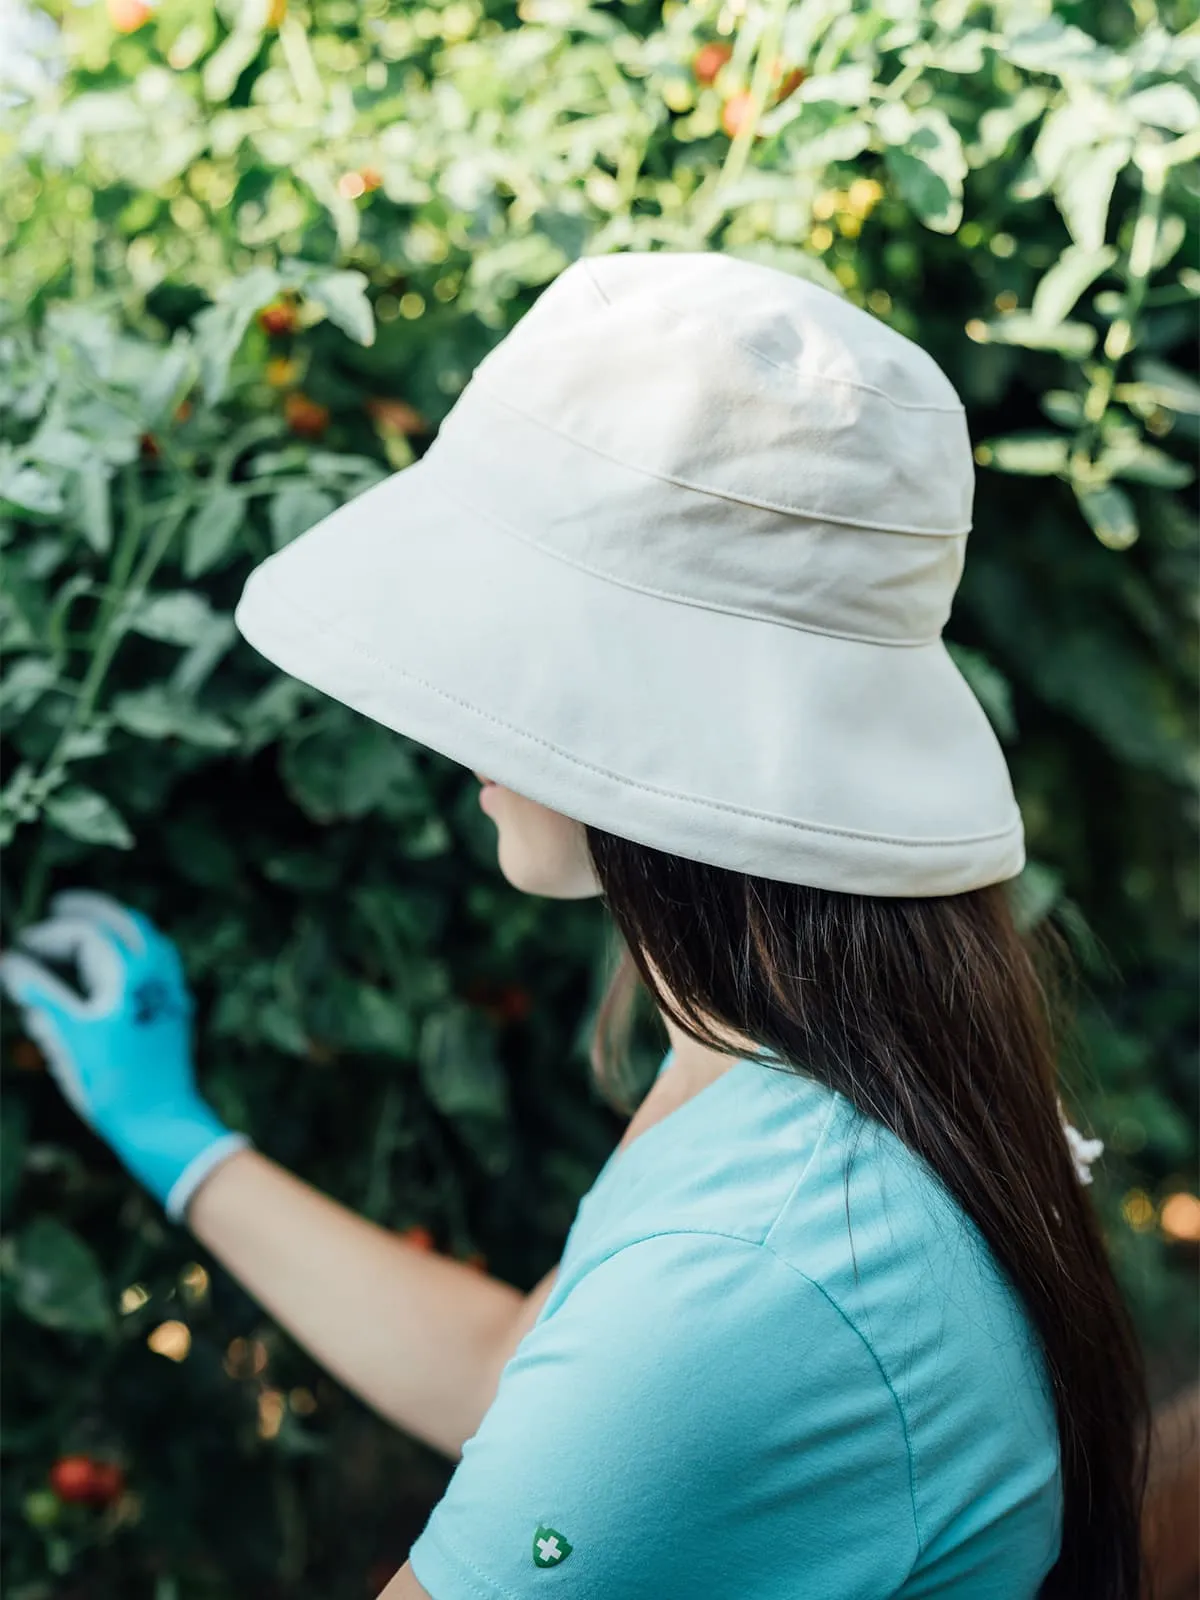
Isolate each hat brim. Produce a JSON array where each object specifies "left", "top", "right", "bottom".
[{"left": 233, "top": 453, "right": 1024, "bottom": 896}]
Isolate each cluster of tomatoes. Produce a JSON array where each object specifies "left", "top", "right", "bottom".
[
  {"left": 25, "top": 1454, "right": 127, "bottom": 1529},
  {"left": 691, "top": 41, "right": 807, "bottom": 138}
]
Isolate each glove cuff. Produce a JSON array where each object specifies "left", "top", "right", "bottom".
[
  {"left": 165, "top": 1131, "right": 254, "bottom": 1223},
  {"left": 108, "top": 1103, "right": 253, "bottom": 1222}
]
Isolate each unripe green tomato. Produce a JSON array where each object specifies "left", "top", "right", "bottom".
[{"left": 24, "top": 1488, "right": 61, "bottom": 1528}]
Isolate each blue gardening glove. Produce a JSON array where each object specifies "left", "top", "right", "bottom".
[{"left": 0, "top": 889, "right": 251, "bottom": 1223}]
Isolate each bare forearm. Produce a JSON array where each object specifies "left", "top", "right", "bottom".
[{"left": 186, "top": 1148, "right": 525, "bottom": 1458}]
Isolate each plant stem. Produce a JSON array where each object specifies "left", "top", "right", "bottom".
[
  {"left": 685, "top": 0, "right": 792, "bottom": 247},
  {"left": 1078, "top": 161, "right": 1164, "bottom": 461}
]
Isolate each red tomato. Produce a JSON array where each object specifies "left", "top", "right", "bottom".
[
  {"left": 398, "top": 1225, "right": 436, "bottom": 1252},
  {"left": 258, "top": 300, "right": 299, "bottom": 337},
  {"left": 284, "top": 392, "right": 330, "bottom": 438},
  {"left": 49, "top": 1455, "right": 125, "bottom": 1507},
  {"left": 692, "top": 42, "right": 733, "bottom": 86}
]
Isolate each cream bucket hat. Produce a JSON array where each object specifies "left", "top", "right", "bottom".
[{"left": 233, "top": 249, "right": 1025, "bottom": 897}]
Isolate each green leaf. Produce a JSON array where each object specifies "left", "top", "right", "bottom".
[
  {"left": 111, "top": 685, "right": 239, "bottom": 748},
  {"left": 281, "top": 711, "right": 423, "bottom": 822},
  {"left": 1008, "top": 861, "right": 1064, "bottom": 934},
  {"left": 1075, "top": 483, "right": 1139, "bottom": 550},
  {"left": 1132, "top": 357, "right": 1200, "bottom": 416},
  {"left": 0, "top": 657, "right": 58, "bottom": 717},
  {"left": 184, "top": 487, "right": 245, "bottom": 577},
  {"left": 978, "top": 433, "right": 1070, "bottom": 476},
  {"left": 192, "top": 268, "right": 282, "bottom": 405},
  {"left": 1039, "top": 390, "right": 1085, "bottom": 428},
  {"left": 974, "top": 313, "right": 1097, "bottom": 357},
  {"left": 306, "top": 271, "right": 376, "bottom": 347},
  {"left": 1055, "top": 139, "right": 1132, "bottom": 252},
  {"left": 1030, "top": 243, "right": 1117, "bottom": 328},
  {"left": 1125, "top": 83, "right": 1199, "bottom": 134},
  {"left": 127, "top": 591, "right": 227, "bottom": 647},
  {"left": 882, "top": 110, "right": 966, "bottom": 234},
  {"left": 945, "top": 643, "right": 1017, "bottom": 742},
  {"left": 1005, "top": 20, "right": 1123, "bottom": 83},
  {"left": 77, "top": 461, "right": 113, "bottom": 555},
  {"left": 45, "top": 786, "right": 134, "bottom": 848},
  {"left": 269, "top": 484, "right": 337, "bottom": 549},
  {"left": 418, "top": 1004, "right": 510, "bottom": 1122},
  {"left": 1101, "top": 441, "right": 1194, "bottom": 489},
  {"left": 12, "top": 1217, "right": 115, "bottom": 1335}
]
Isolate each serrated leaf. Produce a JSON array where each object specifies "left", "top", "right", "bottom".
[
  {"left": 45, "top": 787, "right": 134, "bottom": 848},
  {"left": 184, "top": 487, "right": 244, "bottom": 577},
  {"left": 127, "top": 591, "right": 225, "bottom": 646},
  {"left": 111, "top": 685, "right": 238, "bottom": 748},
  {"left": 883, "top": 110, "right": 966, "bottom": 234},
  {"left": 12, "top": 1217, "right": 115, "bottom": 1336}
]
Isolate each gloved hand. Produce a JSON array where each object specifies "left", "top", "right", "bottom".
[{"left": 0, "top": 889, "right": 251, "bottom": 1223}]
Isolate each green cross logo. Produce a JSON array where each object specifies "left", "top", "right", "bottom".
[{"left": 532, "top": 1525, "right": 573, "bottom": 1569}]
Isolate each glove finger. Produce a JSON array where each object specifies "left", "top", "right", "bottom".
[
  {"left": 0, "top": 946, "right": 91, "bottom": 1022},
  {"left": 13, "top": 917, "right": 126, "bottom": 1017},
  {"left": 21, "top": 1006, "right": 92, "bottom": 1123},
  {"left": 48, "top": 889, "right": 149, "bottom": 959}
]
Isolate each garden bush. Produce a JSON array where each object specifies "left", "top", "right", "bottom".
[{"left": 1, "top": 0, "right": 1197, "bottom": 1592}]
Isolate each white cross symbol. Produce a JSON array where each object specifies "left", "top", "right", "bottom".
[{"left": 536, "top": 1536, "right": 563, "bottom": 1564}]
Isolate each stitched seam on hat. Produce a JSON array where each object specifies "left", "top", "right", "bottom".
[
  {"left": 248, "top": 585, "right": 1024, "bottom": 850},
  {"left": 461, "top": 382, "right": 972, "bottom": 540},
  {"left": 427, "top": 469, "right": 942, "bottom": 648},
  {"left": 579, "top": 254, "right": 963, "bottom": 417}
]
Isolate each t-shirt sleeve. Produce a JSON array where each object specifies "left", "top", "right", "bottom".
[{"left": 407, "top": 1230, "right": 919, "bottom": 1599}]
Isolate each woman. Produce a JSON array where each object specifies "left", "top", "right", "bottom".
[{"left": 0, "top": 250, "right": 1149, "bottom": 1597}]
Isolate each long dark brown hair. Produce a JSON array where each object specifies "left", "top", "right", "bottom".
[{"left": 582, "top": 826, "right": 1152, "bottom": 1599}]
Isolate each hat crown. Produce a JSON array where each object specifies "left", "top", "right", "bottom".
[{"left": 429, "top": 251, "right": 976, "bottom": 645}]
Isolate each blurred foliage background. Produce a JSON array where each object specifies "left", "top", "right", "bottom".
[{"left": 1, "top": 0, "right": 1197, "bottom": 1592}]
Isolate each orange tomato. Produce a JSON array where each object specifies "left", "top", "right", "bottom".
[
  {"left": 721, "top": 90, "right": 756, "bottom": 139},
  {"left": 398, "top": 1225, "right": 436, "bottom": 1252},
  {"left": 692, "top": 42, "right": 733, "bottom": 86},
  {"left": 366, "top": 397, "right": 426, "bottom": 435},
  {"left": 107, "top": 0, "right": 152, "bottom": 32},
  {"left": 284, "top": 392, "right": 330, "bottom": 438},
  {"left": 258, "top": 300, "right": 299, "bottom": 337}
]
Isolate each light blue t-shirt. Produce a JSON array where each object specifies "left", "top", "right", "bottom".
[{"left": 409, "top": 1049, "right": 1062, "bottom": 1598}]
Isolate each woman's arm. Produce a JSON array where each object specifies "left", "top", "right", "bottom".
[
  {"left": 0, "top": 895, "right": 559, "bottom": 1461},
  {"left": 188, "top": 1148, "right": 558, "bottom": 1459}
]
